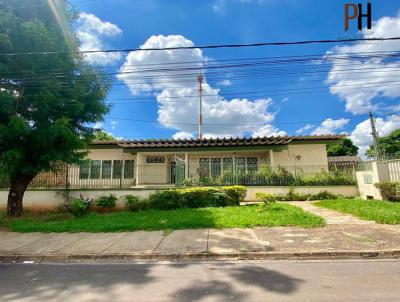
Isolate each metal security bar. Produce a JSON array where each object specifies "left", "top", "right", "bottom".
[{"left": 0, "top": 160, "right": 356, "bottom": 190}]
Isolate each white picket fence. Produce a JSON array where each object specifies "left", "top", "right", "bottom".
[{"left": 387, "top": 159, "right": 400, "bottom": 182}]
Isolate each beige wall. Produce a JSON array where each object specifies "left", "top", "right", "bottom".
[
  {"left": 0, "top": 185, "right": 358, "bottom": 211},
  {"left": 273, "top": 144, "right": 328, "bottom": 166},
  {"left": 356, "top": 160, "right": 392, "bottom": 200}
]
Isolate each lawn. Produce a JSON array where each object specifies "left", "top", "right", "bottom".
[
  {"left": 315, "top": 199, "right": 400, "bottom": 224},
  {"left": 0, "top": 203, "right": 324, "bottom": 232}
]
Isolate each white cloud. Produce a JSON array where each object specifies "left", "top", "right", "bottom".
[
  {"left": 217, "top": 79, "right": 232, "bottom": 86},
  {"left": 172, "top": 132, "right": 195, "bottom": 140},
  {"left": 212, "top": 0, "right": 268, "bottom": 14},
  {"left": 118, "top": 35, "right": 283, "bottom": 139},
  {"left": 295, "top": 123, "right": 314, "bottom": 134},
  {"left": 110, "top": 120, "right": 119, "bottom": 130},
  {"left": 326, "top": 12, "right": 400, "bottom": 114},
  {"left": 76, "top": 13, "right": 122, "bottom": 65},
  {"left": 350, "top": 115, "right": 400, "bottom": 157},
  {"left": 252, "top": 124, "right": 287, "bottom": 137},
  {"left": 312, "top": 118, "right": 349, "bottom": 135}
]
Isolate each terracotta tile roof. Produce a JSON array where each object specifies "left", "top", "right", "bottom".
[{"left": 91, "top": 134, "right": 345, "bottom": 149}]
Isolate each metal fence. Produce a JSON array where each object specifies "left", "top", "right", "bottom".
[{"left": 0, "top": 160, "right": 356, "bottom": 190}]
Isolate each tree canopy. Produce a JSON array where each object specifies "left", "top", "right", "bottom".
[
  {"left": 327, "top": 138, "right": 359, "bottom": 157},
  {"left": 366, "top": 129, "right": 400, "bottom": 159},
  {"left": 94, "top": 130, "right": 116, "bottom": 141},
  {"left": 0, "top": 0, "right": 111, "bottom": 216}
]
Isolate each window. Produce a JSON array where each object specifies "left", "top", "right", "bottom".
[
  {"left": 79, "top": 161, "right": 90, "bottom": 179},
  {"left": 146, "top": 156, "right": 165, "bottom": 163},
  {"left": 124, "top": 160, "right": 134, "bottom": 178},
  {"left": 102, "top": 160, "right": 112, "bottom": 179},
  {"left": 236, "top": 157, "right": 246, "bottom": 173},
  {"left": 113, "top": 160, "right": 122, "bottom": 179},
  {"left": 211, "top": 158, "right": 222, "bottom": 178},
  {"left": 90, "top": 160, "right": 101, "bottom": 179},
  {"left": 199, "top": 158, "right": 210, "bottom": 178},
  {"left": 223, "top": 158, "right": 233, "bottom": 172},
  {"left": 247, "top": 157, "right": 258, "bottom": 174}
]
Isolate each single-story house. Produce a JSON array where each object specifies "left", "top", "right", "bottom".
[{"left": 67, "top": 134, "right": 344, "bottom": 188}]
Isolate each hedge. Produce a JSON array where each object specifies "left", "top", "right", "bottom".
[{"left": 375, "top": 182, "right": 400, "bottom": 201}]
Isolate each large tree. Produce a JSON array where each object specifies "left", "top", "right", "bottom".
[
  {"left": 0, "top": 0, "right": 111, "bottom": 216},
  {"left": 327, "top": 138, "right": 359, "bottom": 157},
  {"left": 366, "top": 129, "right": 400, "bottom": 159}
]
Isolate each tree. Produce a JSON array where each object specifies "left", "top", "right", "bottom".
[
  {"left": 327, "top": 138, "right": 359, "bottom": 157},
  {"left": 94, "top": 130, "right": 115, "bottom": 141},
  {"left": 366, "top": 129, "right": 400, "bottom": 159},
  {"left": 0, "top": 0, "right": 111, "bottom": 216}
]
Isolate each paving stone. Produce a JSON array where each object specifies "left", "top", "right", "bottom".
[
  {"left": 102, "top": 231, "right": 164, "bottom": 254},
  {"left": 56, "top": 233, "right": 127, "bottom": 255},
  {"left": 12, "top": 233, "right": 82, "bottom": 255},
  {"left": 0, "top": 232, "right": 47, "bottom": 253},
  {"left": 156, "top": 229, "right": 208, "bottom": 253},
  {"left": 208, "top": 228, "right": 270, "bottom": 253}
]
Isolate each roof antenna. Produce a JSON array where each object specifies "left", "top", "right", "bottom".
[{"left": 197, "top": 74, "right": 203, "bottom": 140}]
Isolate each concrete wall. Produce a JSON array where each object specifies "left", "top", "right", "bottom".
[
  {"left": 356, "top": 160, "right": 392, "bottom": 200},
  {"left": 0, "top": 185, "right": 358, "bottom": 211}
]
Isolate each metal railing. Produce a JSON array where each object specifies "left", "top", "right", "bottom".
[{"left": 0, "top": 160, "right": 356, "bottom": 190}]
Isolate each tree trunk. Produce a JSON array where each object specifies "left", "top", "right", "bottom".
[{"left": 7, "top": 174, "right": 36, "bottom": 217}]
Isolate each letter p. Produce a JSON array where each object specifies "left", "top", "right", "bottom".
[{"left": 345, "top": 4, "right": 358, "bottom": 31}]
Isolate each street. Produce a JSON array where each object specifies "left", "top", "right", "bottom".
[{"left": 1, "top": 260, "right": 400, "bottom": 301}]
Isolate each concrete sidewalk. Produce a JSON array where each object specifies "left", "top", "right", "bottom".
[
  {"left": 2, "top": 224, "right": 400, "bottom": 262},
  {"left": 1, "top": 202, "right": 400, "bottom": 262}
]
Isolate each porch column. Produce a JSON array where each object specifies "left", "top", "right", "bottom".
[
  {"left": 135, "top": 153, "right": 143, "bottom": 186},
  {"left": 184, "top": 152, "right": 189, "bottom": 180},
  {"left": 269, "top": 150, "right": 274, "bottom": 167}
]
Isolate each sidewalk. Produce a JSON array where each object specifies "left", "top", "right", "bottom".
[{"left": 1, "top": 202, "right": 400, "bottom": 262}]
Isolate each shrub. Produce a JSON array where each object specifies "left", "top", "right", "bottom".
[
  {"left": 310, "top": 191, "right": 339, "bottom": 200},
  {"left": 375, "top": 182, "right": 400, "bottom": 201},
  {"left": 95, "top": 194, "right": 117, "bottom": 209},
  {"left": 222, "top": 186, "right": 247, "bottom": 205},
  {"left": 255, "top": 192, "right": 277, "bottom": 206},
  {"left": 147, "top": 190, "right": 183, "bottom": 210},
  {"left": 124, "top": 195, "right": 148, "bottom": 212},
  {"left": 65, "top": 198, "right": 92, "bottom": 217},
  {"left": 179, "top": 187, "right": 225, "bottom": 208}
]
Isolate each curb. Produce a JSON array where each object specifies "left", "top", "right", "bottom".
[{"left": 1, "top": 250, "right": 400, "bottom": 263}]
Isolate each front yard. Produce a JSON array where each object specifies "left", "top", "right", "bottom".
[
  {"left": 315, "top": 199, "right": 400, "bottom": 224},
  {"left": 0, "top": 203, "right": 324, "bottom": 232}
]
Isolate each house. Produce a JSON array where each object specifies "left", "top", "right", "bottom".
[{"left": 67, "top": 134, "right": 344, "bottom": 188}]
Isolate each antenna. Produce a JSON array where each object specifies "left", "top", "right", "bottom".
[
  {"left": 197, "top": 74, "right": 204, "bottom": 140},
  {"left": 369, "top": 111, "right": 381, "bottom": 160}
]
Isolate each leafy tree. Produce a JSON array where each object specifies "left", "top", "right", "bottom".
[
  {"left": 366, "top": 129, "right": 400, "bottom": 159},
  {"left": 94, "top": 130, "right": 115, "bottom": 141},
  {"left": 327, "top": 138, "right": 359, "bottom": 157},
  {"left": 0, "top": 0, "right": 111, "bottom": 216}
]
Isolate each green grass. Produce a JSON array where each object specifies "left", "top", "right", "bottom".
[
  {"left": 315, "top": 199, "right": 400, "bottom": 224},
  {"left": 0, "top": 203, "right": 324, "bottom": 232}
]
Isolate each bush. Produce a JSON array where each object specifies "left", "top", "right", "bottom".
[
  {"left": 375, "top": 182, "right": 400, "bottom": 201},
  {"left": 222, "top": 186, "right": 247, "bottom": 205},
  {"left": 124, "top": 195, "right": 148, "bottom": 212},
  {"left": 95, "top": 194, "right": 117, "bottom": 209},
  {"left": 311, "top": 190, "right": 339, "bottom": 200},
  {"left": 179, "top": 187, "right": 225, "bottom": 208},
  {"left": 65, "top": 198, "right": 92, "bottom": 217},
  {"left": 255, "top": 192, "right": 277, "bottom": 206},
  {"left": 147, "top": 190, "right": 183, "bottom": 210}
]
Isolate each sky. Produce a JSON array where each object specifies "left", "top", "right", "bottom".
[{"left": 72, "top": 0, "right": 400, "bottom": 156}]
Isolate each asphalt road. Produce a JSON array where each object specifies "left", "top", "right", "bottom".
[{"left": 1, "top": 260, "right": 400, "bottom": 302}]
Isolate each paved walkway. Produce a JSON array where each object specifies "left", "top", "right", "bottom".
[
  {"left": 1, "top": 202, "right": 400, "bottom": 262},
  {"left": 289, "top": 201, "right": 375, "bottom": 225}
]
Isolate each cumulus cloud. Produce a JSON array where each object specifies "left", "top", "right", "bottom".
[
  {"left": 326, "top": 12, "right": 400, "bottom": 114},
  {"left": 350, "top": 115, "right": 400, "bottom": 157},
  {"left": 76, "top": 13, "right": 122, "bottom": 65},
  {"left": 295, "top": 123, "right": 314, "bottom": 134},
  {"left": 312, "top": 118, "right": 349, "bottom": 135},
  {"left": 118, "top": 35, "right": 283, "bottom": 139},
  {"left": 217, "top": 79, "right": 232, "bottom": 86}
]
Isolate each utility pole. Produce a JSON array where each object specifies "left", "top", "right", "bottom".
[
  {"left": 197, "top": 74, "right": 203, "bottom": 140},
  {"left": 369, "top": 111, "right": 381, "bottom": 160}
]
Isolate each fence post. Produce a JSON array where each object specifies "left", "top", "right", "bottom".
[
  {"left": 65, "top": 165, "right": 69, "bottom": 190},
  {"left": 120, "top": 161, "right": 123, "bottom": 188}
]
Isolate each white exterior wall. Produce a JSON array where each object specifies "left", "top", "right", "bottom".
[{"left": 273, "top": 144, "right": 328, "bottom": 166}]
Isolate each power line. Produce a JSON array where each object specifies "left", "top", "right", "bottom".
[{"left": 2, "top": 37, "right": 400, "bottom": 56}]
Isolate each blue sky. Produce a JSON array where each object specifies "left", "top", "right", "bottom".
[{"left": 72, "top": 0, "right": 400, "bottom": 155}]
